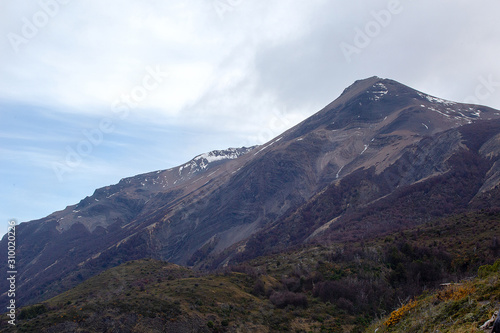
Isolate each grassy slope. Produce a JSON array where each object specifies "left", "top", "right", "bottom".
[
  {"left": 1, "top": 260, "right": 340, "bottom": 332},
  {"left": 0, "top": 260, "right": 269, "bottom": 332},
  {"left": 365, "top": 260, "right": 500, "bottom": 333}
]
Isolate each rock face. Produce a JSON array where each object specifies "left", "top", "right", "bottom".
[{"left": 3, "top": 76, "right": 500, "bottom": 306}]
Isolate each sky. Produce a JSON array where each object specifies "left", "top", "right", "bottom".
[{"left": 1, "top": 0, "right": 500, "bottom": 226}]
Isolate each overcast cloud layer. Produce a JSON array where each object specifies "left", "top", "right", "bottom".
[{"left": 1, "top": 0, "right": 500, "bottom": 226}]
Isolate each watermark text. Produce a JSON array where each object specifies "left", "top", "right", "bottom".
[
  {"left": 6, "top": 220, "right": 17, "bottom": 326},
  {"left": 7, "top": 0, "right": 72, "bottom": 53},
  {"left": 51, "top": 65, "right": 168, "bottom": 182},
  {"left": 340, "top": 0, "right": 403, "bottom": 63}
]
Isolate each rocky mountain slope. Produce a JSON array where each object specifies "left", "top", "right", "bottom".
[
  {"left": 223, "top": 119, "right": 500, "bottom": 265},
  {"left": 2, "top": 76, "right": 500, "bottom": 308}
]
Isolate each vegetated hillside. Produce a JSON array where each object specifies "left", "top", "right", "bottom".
[
  {"left": 3, "top": 210, "right": 499, "bottom": 333},
  {"left": 365, "top": 260, "right": 500, "bottom": 333},
  {"left": 3, "top": 77, "right": 500, "bottom": 309},
  {"left": 0, "top": 259, "right": 318, "bottom": 333}
]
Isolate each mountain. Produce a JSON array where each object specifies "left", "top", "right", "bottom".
[{"left": 3, "top": 76, "right": 500, "bottom": 308}]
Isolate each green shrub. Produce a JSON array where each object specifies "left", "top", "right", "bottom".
[
  {"left": 478, "top": 259, "right": 500, "bottom": 278},
  {"left": 19, "top": 304, "right": 48, "bottom": 320}
]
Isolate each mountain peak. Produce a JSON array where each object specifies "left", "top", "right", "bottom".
[
  {"left": 6, "top": 77, "right": 500, "bottom": 310},
  {"left": 338, "top": 76, "right": 386, "bottom": 99}
]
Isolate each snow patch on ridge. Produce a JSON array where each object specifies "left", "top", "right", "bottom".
[
  {"left": 254, "top": 137, "right": 283, "bottom": 155},
  {"left": 416, "top": 92, "right": 483, "bottom": 123},
  {"left": 178, "top": 147, "right": 254, "bottom": 177},
  {"left": 417, "top": 92, "right": 456, "bottom": 106},
  {"left": 369, "top": 83, "right": 389, "bottom": 101}
]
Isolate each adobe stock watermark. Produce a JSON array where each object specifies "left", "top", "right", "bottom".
[
  {"left": 52, "top": 65, "right": 168, "bottom": 182},
  {"left": 340, "top": 0, "right": 403, "bottom": 63},
  {"left": 7, "top": 0, "right": 72, "bottom": 53},
  {"left": 6, "top": 219, "right": 17, "bottom": 326},
  {"left": 463, "top": 75, "right": 500, "bottom": 105},
  {"left": 218, "top": 106, "right": 292, "bottom": 175},
  {"left": 252, "top": 107, "right": 292, "bottom": 145},
  {"left": 213, "top": 0, "right": 244, "bottom": 20}
]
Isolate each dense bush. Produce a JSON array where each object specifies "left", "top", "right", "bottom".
[
  {"left": 18, "top": 304, "right": 48, "bottom": 320},
  {"left": 269, "top": 291, "right": 308, "bottom": 308}
]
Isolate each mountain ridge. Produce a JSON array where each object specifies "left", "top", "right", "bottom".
[
  {"left": 3, "top": 76, "right": 500, "bottom": 308},
  {"left": 44, "top": 146, "right": 256, "bottom": 233}
]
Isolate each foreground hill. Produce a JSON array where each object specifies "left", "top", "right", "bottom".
[
  {"left": 1, "top": 210, "right": 499, "bottom": 332},
  {"left": 3, "top": 76, "right": 500, "bottom": 308},
  {"left": 366, "top": 259, "right": 500, "bottom": 333}
]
